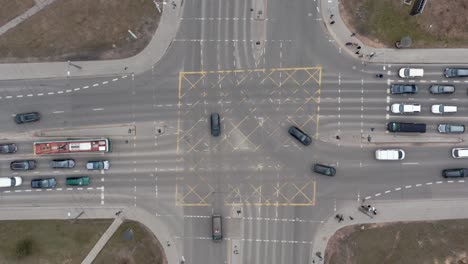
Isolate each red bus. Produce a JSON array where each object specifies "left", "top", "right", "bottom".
[{"left": 34, "top": 138, "right": 111, "bottom": 155}]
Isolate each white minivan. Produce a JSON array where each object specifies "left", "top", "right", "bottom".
[
  {"left": 375, "top": 149, "right": 405, "bottom": 160},
  {"left": 431, "top": 104, "right": 457, "bottom": 114},
  {"left": 452, "top": 148, "right": 468, "bottom": 158},
  {"left": 0, "top": 177, "right": 22, "bottom": 187},
  {"left": 399, "top": 68, "right": 424, "bottom": 78}
]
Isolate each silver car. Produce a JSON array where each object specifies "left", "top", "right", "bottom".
[
  {"left": 438, "top": 124, "right": 465, "bottom": 133},
  {"left": 429, "top": 85, "right": 455, "bottom": 94}
]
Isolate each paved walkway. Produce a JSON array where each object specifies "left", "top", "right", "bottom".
[
  {"left": 81, "top": 217, "right": 123, "bottom": 264},
  {"left": 310, "top": 199, "right": 468, "bottom": 263},
  {"left": 0, "top": 206, "right": 181, "bottom": 264},
  {"left": 320, "top": 0, "right": 468, "bottom": 64},
  {"left": 0, "top": 0, "right": 183, "bottom": 80}
]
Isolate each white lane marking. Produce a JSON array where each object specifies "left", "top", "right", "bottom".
[
  {"left": 93, "top": 83, "right": 99, "bottom": 87},
  {"left": 48, "top": 92, "right": 54, "bottom": 95},
  {"left": 53, "top": 111, "right": 64, "bottom": 114},
  {"left": 402, "top": 162, "right": 419, "bottom": 165},
  {"left": 102, "top": 81, "right": 108, "bottom": 84},
  {"left": 27, "top": 94, "right": 33, "bottom": 97},
  {"left": 74, "top": 88, "right": 80, "bottom": 91},
  {"left": 83, "top": 86, "right": 89, "bottom": 89},
  {"left": 17, "top": 95, "right": 23, "bottom": 98},
  {"left": 93, "top": 108, "right": 104, "bottom": 111}
]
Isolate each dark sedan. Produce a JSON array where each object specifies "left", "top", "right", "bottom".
[
  {"left": 288, "top": 126, "right": 312, "bottom": 146},
  {"left": 442, "top": 168, "right": 468, "bottom": 178},
  {"left": 429, "top": 85, "right": 455, "bottom": 94},
  {"left": 10, "top": 160, "right": 37, "bottom": 171},
  {"left": 313, "top": 164, "right": 336, "bottom": 176},
  {"left": 14, "top": 112, "right": 40, "bottom": 124},
  {"left": 0, "top": 143, "right": 17, "bottom": 154},
  {"left": 444, "top": 68, "right": 468, "bottom": 78},
  {"left": 31, "top": 178, "right": 57, "bottom": 188},
  {"left": 390, "top": 84, "right": 418, "bottom": 94}
]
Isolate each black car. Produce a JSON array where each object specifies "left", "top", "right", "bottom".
[
  {"left": 313, "top": 163, "right": 336, "bottom": 176},
  {"left": 288, "top": 126, "right": 312, "bottom": 146},
  {"left": 14, "top": 112, "right": 40, "bottom": 124},
  {"left": 390, "top": 84, "right": 418, "bottom": 94},
  {"left": 49, "top": 159, "right": 75, "bottom": 169},
  {"left": 0, "top": 143, "right": 17, "bottom": 154},
  {"left": 442, "top": 168, "right": 468, "bottom": 178},
  {"left": 31, "top": 178, "right": 57, "bottom": 188},
  {"left": 429, "top": 85, "right": 455, "bottom": 94},
  {"left": 444, "top": 68, "right": 468, "bottom": 78},
  {"left": 10, "top": 160, "right": 37, "bottom": 171},
  {"left": 210, "top": 113, "right": 221, "bottom": 137}
]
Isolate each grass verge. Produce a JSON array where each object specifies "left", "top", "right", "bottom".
[
  {"left": 0, "top": 0, "right": 35, "bottom": 27},
  {"left": 93, "top": 220, "right": 166, "bottom": 264}
]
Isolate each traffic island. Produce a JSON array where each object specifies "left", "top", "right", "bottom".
[{"left": 364, "top": 133, "right": 462, "bottom": 144}]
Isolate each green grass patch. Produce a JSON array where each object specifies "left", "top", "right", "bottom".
[{"left": 0, "top": 219, "right": 111, "bottom": 264}]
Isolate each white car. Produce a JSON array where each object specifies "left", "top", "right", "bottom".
[
  {"left": 391, "top": 103, "right": 421, "bottom": 114},
  {"left": 431, "top": 104, "right": 457, "bottom": 114},
  {"left": 0, "top": 176, "right": 22, "bottom": 187},
  {"left": 375, "top": 149, "right": 405, "bottom": 160},
  {"left": 398, "top": 68, "right": 424, "bottom": 78}
]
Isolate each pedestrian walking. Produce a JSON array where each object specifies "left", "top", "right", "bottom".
[
  {"left": 355, "top": 51, "right": 360, "bottom": 55},
  {"left": 349, "top": 216, "right": 354, "bottom": 220},
  {"left": 357, "top": 46, "right": 361, "bottom": 49},
  {"left": 345, "top": 42, "right": 353, "bottom": 46},
  {"left": 351, "top": 32, "right": 356, "bottom": 37},
  {"left": 330, "top": 14, "right": 334, "bottom": 19},
  {"left": 115, "top": 210, "right": 122, "bottom": 216},
  {"left": 330, "top": 21, "right": 335, "bottom": 25}
]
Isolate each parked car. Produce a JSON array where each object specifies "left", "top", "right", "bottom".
[
  {"left": 31, "top": 178, "right": 57, "bottom": 188},
  {"left": 0, "top": 143, "right": 17, "bottom": 154},
  {"left": 210, "top": 113, "right": 221, "bottom": 137},
  {"left": 398, "top": 68, "right": 424, "bottom": 78},
  {"left": 10, "top": 160, "right": 37, "bottom": 171},
  {"left": 49, "top": 159, "right": 75, "bottom": 169},
  {"left": 442, "top": 168, "right": 468, "bottom": 178},
  {"left": 312, "top": 164, "right": 336, "bottom": 176},
  {"left": 66, "top": 176, "right": 90, "bottom": 186},
  {"left": 288, "top": 126, "right": 312, "bottom": 146},
  {"left": 452, "top": 148, "right": 468, "bottom": 158},
  {"left": 429, "top": 85, "right": 455, "bottom": 94},
  {"left": 444, "top": 68, "right": 468, "bottom": 78},
  {"left": 14, "top": 112, "right": 40, "bottom": 124},
  {"left": 390, "top": 84, "right": 417, "bottom": 94},
  {"left": 0, "top": 177, "right": 22, "bottom": 187},
  {"left": 438, "top": 124, "right": 465, "bottom": 133},
  {"left": 86, "top": 160, "right": 110, "bottom": 170},
  {"left": 431, "top": 104, "right": 457, "bottom": 114},
  {"left": 375, "top": 149, "right": 405, "bottom": 160},
  {"left": 390, "top": 103, "right": 421, "bottom": 114}
]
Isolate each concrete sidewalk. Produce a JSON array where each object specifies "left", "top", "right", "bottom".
[
  {"left": 0, "top": 0, "right": 183, "bottom": 80},
  {"left": 310, "top": 199, "right": 468, "bottom": 263},
  {"left": 0, "top": 206, "right": 181, "bottom": 264},
  {"left": 320, "top": 0, "right": 468, "bottom": 64}
]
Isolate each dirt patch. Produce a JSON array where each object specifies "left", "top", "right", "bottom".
[
  {"left": 0, "top": 0, "right": 162, "bottom": 63},
  {"left": 325, "top": 219, "right": 468, "bottom": 264},
  {"left": 339, "top": 0, "right": 468, "bottom": 48},
  {"left": 0, "top": 0, "right": 34, "bottom": 27},
  {"left": 93, "top": 220, "right": 167, "bottom": 264}
]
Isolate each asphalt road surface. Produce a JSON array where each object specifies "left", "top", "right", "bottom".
[{"left": 0, "top": 0, "right": 468, "bottom": 264}]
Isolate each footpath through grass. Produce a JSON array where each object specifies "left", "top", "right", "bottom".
[
  {"left": 0, "top": 219, "right": 111, "bottom": 264},
  {"left": 94, "top": 220, "right": 166, "bottom": 264},
  {"left": 340, "top": 0, "right": 468, "bottom": 48},
  {"left": 326, "top": 219, "right": 468, "bottom": 264}
]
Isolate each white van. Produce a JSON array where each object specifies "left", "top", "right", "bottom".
[
  {"left": 0, "top": 177, "right": 22, "bottom": 187},
  {"left": 375, "top": 149, "right": 405, "bottom": 160},
  {"left": 452, "top": 148, "right": 468, "bottom": 158},
  {"left": 431, "top": 104, "right": 457, "bottom": 114},
  {"left": 399, "top": 68, "right": 424, "bottom": 78}
]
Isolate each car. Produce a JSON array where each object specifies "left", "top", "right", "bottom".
[
  {"left": 437, "top": 124, "right": 465, "bottom": 133},
  {"left": 312, "top": 164, "right": 336, "bottom": 176},
  {"left": 390, "top": 84, "right": 418, "bottom": 94},
  {"left": 442, "top": 168, "right": 468, "bottom": 178},
  {"left": 375, "top": 149, "right": 405, "bottom": 160},
  {"left": 0, "top": 177, "right": 22, "bottom": 187},
  {"left": 429, "top": 85, "right": 455, "bottom": 94},
  {"left": 288, "top": 126, "right": 312, "bottom": 146},
  {"left": 444, "top": 68, "right": 468, "bottom": 78},
  {"left": 431, "top": 104, "right": 457, "bottom": 114},
  {"left": 66, "top": 176, "right": 90, "bottom": 186},
  {"left": 49, "top": 159, "right": 75, "bottom": 169},
  {"left": 31, "top": 178, "right": 57, "bottom": 188},
  {"left": 10, "top": 160, "right": 37, "bottom": 171},
  {"left": 0, "top": 143, "right": 17, "bottom": 154},
  {"left": 86, "top": 160, "right": 110, "bottom": 170},
  {"left": 398, "top": 68, "right": 424, "bottom": 78},
  {"left": 452, "top": 148, "right": 468, "bottom": 158},
  {"left": 390, "top": 103, "right": 421, "bottom": 114},
  {"left": 387, "top": 122, "right": 426, "bottom": 133},
  {"left": 210, "top": 113, "right": 221, "bottom": 137},
  {"left": 14, "top": 112, "right": 40, "bottom": 124}
]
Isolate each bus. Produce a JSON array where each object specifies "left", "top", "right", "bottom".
[
  {"left": 34, "top": 138, "right": 111, "bottom": 155},
  {"left": 212, "top": 215, "right": 223, "bottom": 241}
]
